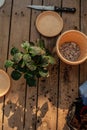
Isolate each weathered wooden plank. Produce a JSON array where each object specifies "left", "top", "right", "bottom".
[
  {"left": 24, "top": 0, "right": 41, "bottom": 129},
  {"left": 37, "top": 0, "right": 61, "bottom": 130},
  {"left": 80, "top": 0, "right": 87, "bottom": 84},
  {"left": 81, "top": 0, "right": 87, "bottom": 36},
  {"left": 3, "top": 0, "right": 30, "bottom": 129},
  {"left": 57, "top": 0, "right": 80, "bottom": 130},
  {"left": 0, "top": 0, "right": 86, "bottom": 130},
  {"left": 0, "top": 0, "right": 12, "bottom": 69},
  {"left": 0, "top": 97, "right": 3, "bottom": 130},
  {"left": 0, "top": 0, "right": 12, "bottom": 129},
  {"left": 30, "top": 0, "right": 41, "bottom": 41}
]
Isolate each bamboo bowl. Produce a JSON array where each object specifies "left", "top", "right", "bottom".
[
  {"left": 56, "top": 30, "right": 87, "bottom": 65},
  {"left": 0, "top": 69, "right": 10, "bottom": 97}
]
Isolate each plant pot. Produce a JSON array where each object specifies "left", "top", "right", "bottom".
[{"left": 56, "top": 30, "right": 87, "bottom": 65}]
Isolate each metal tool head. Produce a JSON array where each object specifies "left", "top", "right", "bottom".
[{"left": 27, "top": 5, "right": 54, "bottom": 11}]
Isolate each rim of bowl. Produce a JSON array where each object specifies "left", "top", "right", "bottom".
[
  {"left": 0, "top": 69, "right": 10, "bottom": 97},
  {"left": 56, "top": 30, "right": 87, "bottom": 65}
]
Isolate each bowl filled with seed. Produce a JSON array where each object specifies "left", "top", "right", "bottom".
[{"left": 56, "top": 30, "right": 87, "bottom": 65}]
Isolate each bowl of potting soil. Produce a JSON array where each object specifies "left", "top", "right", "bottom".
[{"left": 56, "top": 30, "right": 87, "bottom": 65}]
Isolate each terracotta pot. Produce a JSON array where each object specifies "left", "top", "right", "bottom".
[{"left": 56, "top": 30, "right": 87, "bottom": 65}]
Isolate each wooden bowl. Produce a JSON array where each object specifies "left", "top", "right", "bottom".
[
  {"left": 56, "top": 30, "right": 87, "bottom": 65},
  {"left": 0, "top": 69, "right": 10, "bottom": 97},
  {"left": 36, "top": 11, "right": 63, "bottom": 37}
]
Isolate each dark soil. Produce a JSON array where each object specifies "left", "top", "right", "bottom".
[{"left": 59, "top": 42, "right": 81, "bottom": 61}]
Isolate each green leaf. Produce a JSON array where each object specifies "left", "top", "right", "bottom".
[
  {"left": 36, "top": 39, "right": 45, "bottom": 49},
  {"left": 24, "top": 70, "right": 35, "bottom": 78},
  {"left": 47, "top": 56, "right": 56, "bottom": 64},
  {"left": 23, "top": 54, "right": 31, "bottom": 63},
  {"left": 26, "top": 61, "right": 36, "bottom": 71},
  {"left": 29, "top": 46, "right": 45, "bottom": 56},
  {"left": 26, "top": 78, "right": 36, "bottom": 87},
  {"left": 10, "top": 47, "right": 19, "bottom": 56},
  {"left": 21, "top": 41, "right": 30, "bottom": 52},
  {"left": 24, "top": 76, "right": 36, "bottom": 86},
  {"left": 11, "top": 70, "right": 22, "bottom": 80},
  {"left": 39, "top": 69, "right": 49, "bottom": 77},
  {"left": 41, "top": 62, "right": 48, "bottom": 67},
  {"left": 31, "top": 55, "right": 42, "bottom": 65},
  {"left": 21, "top": 61, "right": 25, "bottom": 68},
  {"left": 24, "top": 73, "right": 33, "bottom": 79},
  {"left": 13, "top": 52, "right": 23, "bottom": 63},
  {"left": 4, "top": 60, "right": 14, "bottom": 68},
  {"left": 14, "top": 60, "right": 27, "bottom": 72},
  {"left": 41, "top": 56, "right": 49, "bottom": 67}
]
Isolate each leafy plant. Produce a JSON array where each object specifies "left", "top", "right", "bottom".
[{"left": 5, "top": 39, "right": 56, "bottom": 86}]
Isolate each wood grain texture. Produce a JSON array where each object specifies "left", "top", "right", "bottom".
[
  {"left": 0, "top": 0, "right": 87, "bottom": 130},
  {"left": 57, "top": 0, "right": 80, "bottom": 130},
  {"left": 25, "top": 0, "right": 41, "bottom": 129},
  {"left": 37, "top": 0, "right": 61, "bottom": 130},
  {"left": 30, "top": 0, "right": 41, "bottom": 41},
  {"left": 80, "top": 0, "right": 87, "bottom": 84},
  {"left": 0, "top": 0, "right": 12, "bottom": 129},
  {"left": 3, "top": 0, "right": 30, "bottom": 129},
  {"left": 0, "top": 97, "right": 3, "bottom": 130},
  {"left": 0, "top": 0, "right": 12, "bottom": 69}
]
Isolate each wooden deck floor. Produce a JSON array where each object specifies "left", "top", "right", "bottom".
[{"left": 0, "top": 0, "right": 87, "bottom": 130}]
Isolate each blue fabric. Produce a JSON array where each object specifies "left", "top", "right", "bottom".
[{"left": 79, "top": 81, "right": 87, "bottom": 105}]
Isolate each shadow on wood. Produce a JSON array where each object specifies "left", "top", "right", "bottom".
[{"left": 2, "top": 99, "right": 48, "bottom": 130}]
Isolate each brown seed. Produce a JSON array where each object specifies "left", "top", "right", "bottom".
[{"left": 59, "top": 42, "right": 81, "bottom": 61}]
